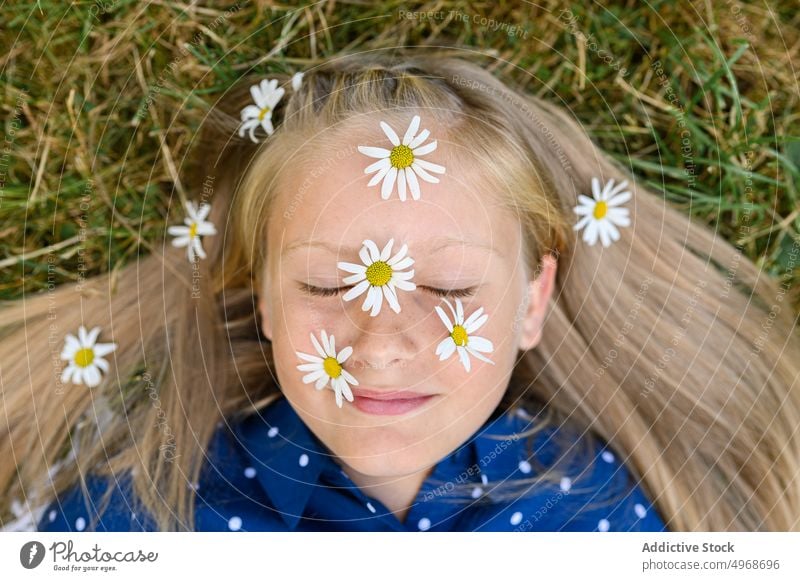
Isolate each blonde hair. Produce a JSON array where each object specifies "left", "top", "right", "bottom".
[{"left": 2, "top": 51, "right": 799, "bottom": 531}]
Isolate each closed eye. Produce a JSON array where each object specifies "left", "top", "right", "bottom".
[{"left": 298, "top": 283, "right": 477, "bottom": 298}]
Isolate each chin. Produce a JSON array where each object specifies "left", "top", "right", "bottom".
[{"left": 335, "top": 427, "right": 437, "bottom": 477}]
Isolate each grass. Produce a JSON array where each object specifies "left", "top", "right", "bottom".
[{"left": 1, "top": 0, "right": 798, "bottom": 312}]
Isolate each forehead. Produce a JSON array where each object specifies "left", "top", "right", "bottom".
[{"left": 268, "top": 124, "right": 521, "bottom": 262}]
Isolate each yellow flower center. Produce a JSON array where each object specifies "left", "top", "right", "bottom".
[
  {"left": 323, "top": 356, "right": 342, "bottom": 378},
  {"left": 593, "top": 201, "right": 608, "bottom": 219},
  {"left": 258, "top": 106, "right": 271, "bottom": 121},
  {"left": 450, "top": 325, "right": 468, "bottom": 347},
  {"left": 389, "top": 144, "right": 414, "bottom": 169},
  {"left": 74, "top": 348, "right": 95, "bottom": 368},
  {"left": 365, "top": 261, "right": 392, "bottom": 286},
  {"left": 189, "top": 222, "right": 198, "bottom": 238}
]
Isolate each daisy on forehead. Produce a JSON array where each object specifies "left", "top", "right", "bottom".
[{"left": 358, "top": 114, "right": 446, "bottom": 201}]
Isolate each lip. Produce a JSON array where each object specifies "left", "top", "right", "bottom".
[{"left": 351, "top": 388, "right": 437, "bottom": 416}]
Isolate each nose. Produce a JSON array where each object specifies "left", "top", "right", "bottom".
[{"left": 345, "top": 291, "right": 422, "bottom": 377}]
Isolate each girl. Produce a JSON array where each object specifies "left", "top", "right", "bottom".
[{"left": 3, "top": 52, "right": 799, "bottom": 532}]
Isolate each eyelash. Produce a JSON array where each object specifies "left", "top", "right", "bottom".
[{"left": 299, "top": 283, "right": 476, "bottom": 298}]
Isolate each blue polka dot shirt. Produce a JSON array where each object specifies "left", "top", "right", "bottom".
[{"left": 37, "top": 396, "right": 668, "bottom": 532}]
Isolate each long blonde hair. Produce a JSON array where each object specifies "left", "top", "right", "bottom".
[{"left": 2, "top": 51, "right": 799, "bottom": 531}]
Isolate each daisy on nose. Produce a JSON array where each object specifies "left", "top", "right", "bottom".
[{"left": 337, "top": 238, "right": 416, "bottom": 317}]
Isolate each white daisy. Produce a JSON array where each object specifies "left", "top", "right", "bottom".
[
  {"left": 573, "top": 177, "right": 632, "bottom": 247},
  {"left": 358, "top": 115, "right": 446, "bottom": 201},
  {"left": 296, "top": 331, "right": 359, "bottom": 408},
  {"left": 291, "top": 71, "right": 304, "bottom": 91},
  {"left": 337, "top": 238, "right": 416, "bottom": 317},
  {"left": 434, "top": 298, "right": 494, "bottom": 373},
  {"left": 238, "top": 78, "right": 285, "bottom": 143},
  {"left": 167, "top": 201, "right": 217, "bottom": 262},
  {"left": 60, "top": 326, "right": 117, "bottom": 388}
]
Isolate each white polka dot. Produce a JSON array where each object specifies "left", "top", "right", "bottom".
[
  {"left": 188, "top": 482, "right": 200, "bottom": 491},
  {"left": 48, "top": 509, "right": 57, "bottom": 522},
  {"left": 471, "top": 486, "right": 483, "bottom": 499},
  {"left": 244, "top": 467, "right": 256, "bottom": 478},
  {"left": 131, "top": 512, "right": 137, "bottom": 520},
  {"left": 268, "top": 426, "right": 279, "bottom": 438},
  {"left": 228, "top": 516, "right": 242, "bottom": 531},
  {"left": 75, "top": 517, "right": 86, "bottom": 531},
  {"left": 560, "top": 476, "right": 572, "bottom": 492},
  {"left": 518, "top": 460, "right": 532, "bottom": 474},
  {"left": 634, "top": 503, "right": 647, "bottom": 518},
  {"left": 298, "top": 453, "right": 309, "bottom": 467},
  {"left": 510, "top": 511, "right": 523, "bottom": 526},
  {"left": 598, "top": 518, "right": 610, "bottom": 532},
  {"left": 417, "top": 517, "right": 431, "bottom": 531},
  {"left": 601, "top": 450, "right": 615, "bottom": 463},
  {"left": 366, "top": 502, "right": 376, "bottom": 514},
  {"left": 480, "top": 473, "right": 488, "bottom": 486}
]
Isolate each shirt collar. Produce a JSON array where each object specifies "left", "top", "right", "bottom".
[
  {"left": 232, "top": 395, "right": 539, "bottom": 529},
  {"left": 232, "top": 396, "right": 332, "bottom": 530}
]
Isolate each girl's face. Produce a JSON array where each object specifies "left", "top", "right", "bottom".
[{"left": 258, "top": 121, "right": 556, "bottom": 478}]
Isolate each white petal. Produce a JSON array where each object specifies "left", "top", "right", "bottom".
[
  {"left": 380, "top": 121, "right": 400, "bottom": 146},
  {"left": 296, "top": 351, "right": 323, "bottom": 363},
  {"left": 583, "top": 220, "right": 599, "bottom": 246},
  {"left": 343, "top": 279, "right": 370, "bottom": 302},
  {"left": 369, "top": 287, "right": 383, "bottom": 317},
  {"left": 436, "top": 337, "right": 456, "bottom": 360},
  {"left": 464, "top": 313, "right": 488, "bottom": 334},
  {"left": 607, "top": 191, "right": 631, "bottom": 206},
  {"left": 466, "top": 346, "right": 495, "bottom": 365},
  {"left": 358, "top": 146, "right": 390, "bottom": 159},
  {"left": 411, "top": 140, "right": 437, "bottom": 156},
  {"left": 340, "top": 369, "right": 358, "bottom": 386},
  {"left": 383, "top": 285, "right": 401, "bottom": 313},
  {"left": 458, "top": 347, "right": 472, "bottom": 372},
  {"left": 309, "top": 332, "right": 326, "bottom": 358},
  {"left": 364, "top": 157, "right": 391, "bottom": 174},
  {"left": 463, "top": 306, "right": 485, "bottom": 329},
  {"left": 410, "top": 161, "right": 439, "bottom": 183},
  {"left": 84, "top": 366, "right": 101, "bottom": 388},
  {"left": 367, "top": 163, "right": 391, "bottom": 187},
  {"left": 379, "top": 238, "right": 394, "bottom": 262},
  {"left": 434, "top": 305, "right": 454, "bottom": 332},
  {"left": 466, "top": 335, "right": 493, "bottom": 353},
  {"left": 407, "top": 128, "right": 430, "bottom": 149},
  {"left": 336, "top": 345, "right": 353, "bottom": 363},
  {"left": 303, "top": 369, "right": 327, "bottom": 384},
  {"left": 397, "top": 167, "right": 407, "bottom": 201},
  {"left": 338, "top": 261, "right": 367, "bottom": 274},
  {"left": 297, "top": 362, "right": 323, "bottom": 372},
  {"left": 315, "top": 375, "right": 330, "bottom": 390},
  {"left": 381, "top": 167, "right": 398, "bottom": 199},
  {"left": 402, "top": 115, "right": 420, "bottom": 145},
  {"left": 405, "top": 168, "right": 421, "bottom": 200},
  {"left": 413, "top": 158, "right": 445, "bottom": 174},
  {"left": 363, "top": 239, "right": 381, "bottom": 262},
  {"left": 93, "top": 342, "right": 116, "bottom": 357}
]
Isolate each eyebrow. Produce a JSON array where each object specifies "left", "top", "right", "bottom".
[{"left": 281, "top": 236, "right": 498, "bottom": 258}]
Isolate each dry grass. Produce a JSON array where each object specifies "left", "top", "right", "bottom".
[{"left": 1, "top": 0, "right": 798, "bottom": 311}]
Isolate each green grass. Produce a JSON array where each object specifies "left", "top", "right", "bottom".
[{"left": 1, "top": 0, "right": 798, "bottom": 312}]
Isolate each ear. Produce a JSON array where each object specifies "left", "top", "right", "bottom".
[{"left": 517, "top": 253, "right": 558, "bottom": 351}]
